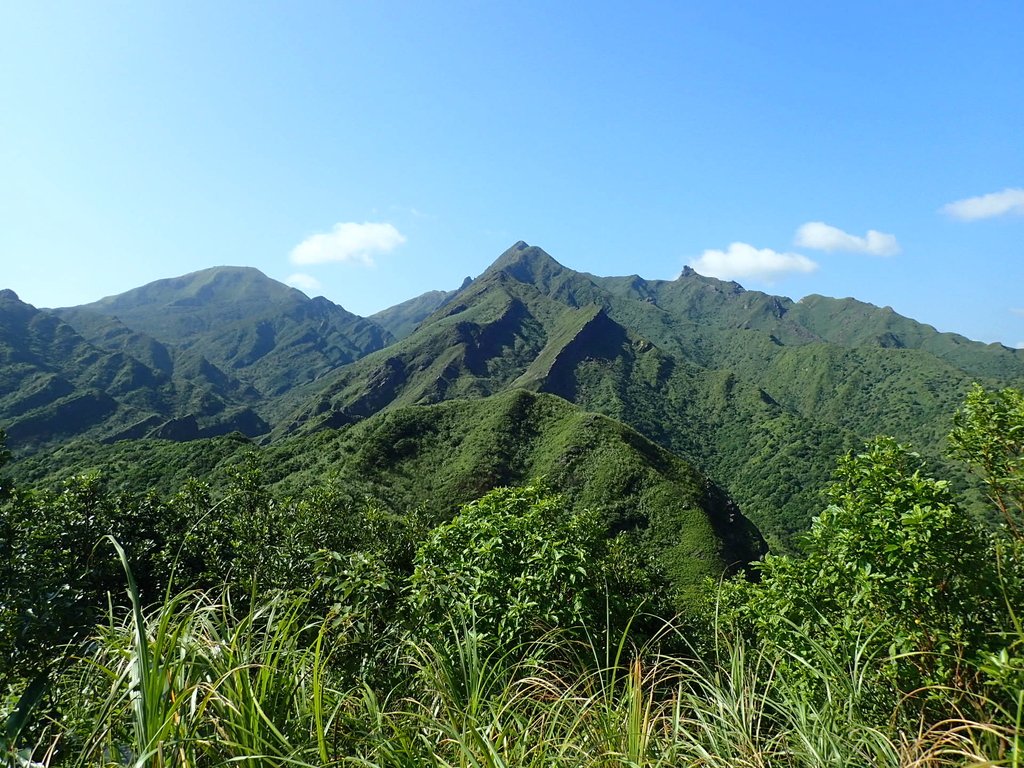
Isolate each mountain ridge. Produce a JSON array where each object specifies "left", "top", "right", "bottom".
[
  {"left": 0, "top": 289, "right": 269, "bottom": 450},
  {"left": 272, "top": 242, "right": 1021, "bottom": 544},
  {"left": 3, "top": 241, "right": 1022, "bottom": 549}
]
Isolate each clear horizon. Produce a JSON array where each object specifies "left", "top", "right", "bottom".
[{"left": 2, "top": 2, "right": 1022, "bottom": 347}]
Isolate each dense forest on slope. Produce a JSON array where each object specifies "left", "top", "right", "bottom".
[
  {"left": 2, "top": 386, "right": 1023, "bottom": 766},
  {"left": 9, "top": 390, "right": 765, "bottom": 604},
  {"left": 270, "top": 243, "right": 1023, "bottom": 544}
]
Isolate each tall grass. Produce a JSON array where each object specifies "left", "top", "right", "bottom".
[
  {"left": 330, "top": 614, "right": 1024, "bottom": 768},
  {"left": 38, "top": 540, "right": 343, "bottom": 767},
  {"left": 13, "top": 575, "right": 1024, "bottom": 767}
]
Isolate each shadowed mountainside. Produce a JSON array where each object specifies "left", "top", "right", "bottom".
[{"left": 0, "top": 289, "right": 268, "bottom": 450}]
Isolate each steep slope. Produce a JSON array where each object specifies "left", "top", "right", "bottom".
[
  {"left": 283, "top": 389, "right": 766, "bottom": 599},
  {"left": 6, "top": 240, "right": 1021, "bottom": 548},
  {"left": 279, "top": 242, "right": 628, "bottom": 430},
  {"left": 57, "top": 266, "right": 394, "bottom": 403},
  {"left": 11, "top": 390, "right": 765, "bottom": 601},
  {"left": 369, "top": 290, "right": 452, "bottom": 341},
  {"left": 282, "top": 242, "right": 1021, "bottom": 546},
  {"left": 277, "top": 268, "right": 561, "bottom": 433},
  {"left": 508, "top": 303, "right": 862, "bottom": 544},
  {"left": 0, "top": 290, "right": 268, "bottom": 452},
  {"left": 46, "top": 307, "right": 261, "bottom": 403}
]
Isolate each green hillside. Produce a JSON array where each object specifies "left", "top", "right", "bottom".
[
  {"left": 57, "top": 266, "right": 394, "bottom": 402},
  {"left": 4, "top": 241, "right": 1022, "bottom": 547},
  {"left": 0, "top": 289, "right": 267, "bottom": 453},
  {"left": 368, "top": 276, "right": 472, "bottom": 340},
  {"left": 278, "top": 242, "right": 1022, "bottom": 544},
  {"left": 10, "top": 389, "right": 765, "bottom": 601}
]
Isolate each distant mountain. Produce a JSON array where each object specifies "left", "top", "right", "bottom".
[
  {"left": 278, "top": 242, "right": 1023, "bottom": 545},
  {"left": 0, "top": 267, "right": 396, "bottom": 454},
  {"left": 56, "top": 266, "right": 394, "bottom": 403},
  {"left": 369, "top": 276, "right": 472, "bottom": 341},
  {"left": 4, "top": 243, "right": 1022, "bottom": 548},
  {"left": 0, "top": 289, "right": 267, "bottom": 451},
  {"left": 592, "top": 268, "right": 1024, "bottom": 381}
]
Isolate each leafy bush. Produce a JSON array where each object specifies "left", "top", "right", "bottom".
[
  {"left": 723, "top": 390, "right": 1024, "bottom": 720},
  {"left": 410, "top": 485, "right": 625, "bottom": 644},
  {"left": 949, "top": 383, "right": 1024, "bottom": 532}
]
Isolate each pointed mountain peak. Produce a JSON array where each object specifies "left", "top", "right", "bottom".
[
  {"left": 462, "top": 241, "right": 608, "bottom": 310},
  {"left": 483, "top": 241, "right": 568, "bottom": 281}
]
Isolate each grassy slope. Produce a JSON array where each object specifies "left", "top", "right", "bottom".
[
  {"left": 369, "top": 285, "right": 465, "bottom": 340},
  {"left": 0, "top": 289, "right": 269, "bottom": 453}
]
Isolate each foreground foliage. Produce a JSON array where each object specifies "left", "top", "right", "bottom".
[
  {"left": 6, "top": 583, "right": 1024, "bottom": 767},
  {"left": 2, "top": 384, "right": 1024, "bottom": 766},
  {"left": 723, "top": 437, "right": 1008, "bottom": 716}
]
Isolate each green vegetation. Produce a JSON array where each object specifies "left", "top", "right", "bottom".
[
  {"left": 5, "top": 242, "right": 1024, "bottom": 763},
  {"left": 949, "top": 384, "right": 1024, "bottom": 532},
  {"left": 5, "top": 243, "right": 1023, "bottom": 549},
  {"left": 369, "top": 283, "right": 466, "bottom": 341},
  {"left": 0, "top": 286, "right": 266, "bottom": 451},
  {"left": 0, "top": 267, "right": 395, "bottom": 455},
  {"left": 2, "top": 387, "right": 1024, "bottom": 766},
  {"left": 722, "top": 437, "right": 1010, "bottom": 718},
  {"left": 270, "top": 243, "right": 1021, "bottom": 546},
  {"left": 58, "top": 266, "right": 393, "bottom": 403},
  {"left": 410, "top": 485, "right": 644, "bottom": 645},
  {"left": 28, "top": 389, "right": 765, "bottom": 581}
]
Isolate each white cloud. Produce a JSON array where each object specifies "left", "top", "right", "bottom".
[
  {"left": 290, "top": 222, "right": 406, "bottom": 266},
  {"left": 794, "top": 221, "right": 900, "bottom": 256},
  {"left": 689, "top": 242, "right": 818, "bottom": 282},
  {"left": 1017, "top": 341, "right": 1024, "bottom": 350},
  {"left": 285, "top": 273, "right": 321, "bottom": 293},
  {"left": 1011, "top": 308, "right": 1024, "bottom": 317},
  {"left": 941, "top": 188, "right": 1024, "bottom": 221}
]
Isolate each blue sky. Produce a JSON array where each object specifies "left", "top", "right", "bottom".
[{"left": 2, "top": 2, "right": 1022, "bottom": 347}]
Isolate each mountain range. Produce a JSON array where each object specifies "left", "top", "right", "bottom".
[{"left": 3, "top": 241, "right": 1022, "bottom": 554}]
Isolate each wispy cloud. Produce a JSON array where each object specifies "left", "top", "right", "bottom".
[
  {"left": 285, "top": 273, "right": 322, "bottom": 293},
  {"left": 794, "top": 221, "right": 900, "bottom": 256},
  {"left": 290, "top": 222, "right": 406, "bottom": 266},
  {"left": 688, "top": 242, "right": 818, "bottom": 282},
  {"left": 389, "top": 204, "right": 433, "bottom": 219},
  {"left": 941, "top": 188, "right": 1024, "bottom": 221},
  {"left": 1011, "top": 308, "right": 1024, "bottom": 317}
]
